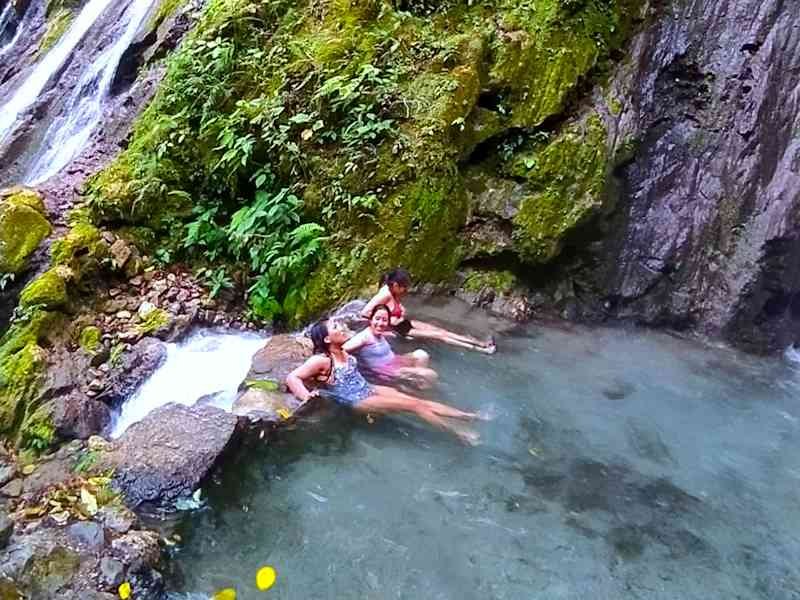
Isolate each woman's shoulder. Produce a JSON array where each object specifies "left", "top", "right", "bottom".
[
  {"left": 372, "top": 285, "right": 392, "bottom": 301},
  {"left": 306, "top": 353, "right": 331, "bottom": 369}
]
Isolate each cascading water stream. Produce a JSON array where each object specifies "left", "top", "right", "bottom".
[
  {"left": 25, "top": 0, "right": 160, "bottom": 184},
  {"left": 0, "top": 2, "right": 17, "bottom": 50},
  {"left": 111, "top": 329, "right": 268, "bottom": 438},
  {"left": 0, "top": 0, "right": 118, "bottom": 147}
]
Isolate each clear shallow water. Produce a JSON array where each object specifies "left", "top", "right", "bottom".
[
  {"left": 162, "top": 306, "right": 800, "bottom": 600},
  {"left": 111, "top": 329, "right": 266, "bottom": 437}
]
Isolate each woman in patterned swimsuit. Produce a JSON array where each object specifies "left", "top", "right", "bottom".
[{"left": 286, "top": 319, "right": 480, "bottom": 444}]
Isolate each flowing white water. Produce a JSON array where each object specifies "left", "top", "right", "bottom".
[
  {"left": 0, "top": 0, "right": 118, "bottom": 146},
  {"left": 0, "top": 2, "right": 16, "bottom": 49},
  {"left": 25, "top": 0, "right": 159, "bottom": 184},
  {"left": 110, "top": 329, "right": 268, "bottom": 438}
]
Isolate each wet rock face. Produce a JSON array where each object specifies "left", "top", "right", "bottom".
[
  {"left": 232, "top": 334, "right": 313, "bottom": 423},
  {"left": 102, "top": 403, "right": 240, "bottom": 507},
  {"left": 243, "top": 334, "right": 312, "bottom": 393},
  {"left": 594, "top": 0, "right": 800, "bottom": 351},
  {"left": 97, "top": 337, "right": 166, "bottom": 405}
]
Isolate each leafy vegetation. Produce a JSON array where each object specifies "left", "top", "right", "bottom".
[{"left": 85, "top": 0, "right": 644, "bottom": 323}]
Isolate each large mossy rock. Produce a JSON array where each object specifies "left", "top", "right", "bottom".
[
  {"left": 240, "top": 334, "right": 312, "bottom": 392},
  {"left": 0, "top": 188, "right": 51, "bottom": 275},
  {"left": 232, "top": 334, "right": 312, "bottom": 422},
  {"left": 101, "top": 403, "right": 239, "bottom": 507}
]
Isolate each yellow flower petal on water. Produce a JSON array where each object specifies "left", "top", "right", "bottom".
[
  {"left": 118, "top": 581, "right": 131, "bottom": 599},
  {"left": 256, "top": 566, "right": 276, "bottom": 591},
  {"left": 212, "top": 588, "right": 237, "bottom": 600}
]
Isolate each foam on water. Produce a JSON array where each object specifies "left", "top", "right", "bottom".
[{"left": 110, "top": 329, "right": 267, "bottom": 438}]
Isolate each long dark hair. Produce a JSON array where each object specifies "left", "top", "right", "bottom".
[
  {"left": 381, "top": 267, "right": 411, "bottom": 289},
  {"left": 309, "top": 321, "right": 330, "bottom": 355},
  {"left": 371, "top": 304, "right": 392, "bottom": 320}
]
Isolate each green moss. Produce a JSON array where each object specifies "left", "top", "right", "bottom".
[
  {"left": 37, "top": 8, "right": 73, "bottom": 55},
  {"left": 147, "top": 0, "right": 188, "bottom": 30},
  {"left": 136, "top": 307, "right": 170, "bottom": 334},
  {"left": 0, "top": 311, "right": 56, "bottom": 437},
  {"left": 245, "top": 379, "right": 279, "bottom": 392},
  {"left": 78, "top": 325, "right": 101, "bottom": 354},
  {"left": 509, "top": 112, "right": 609, "bottom": 264},
  {"left": 298, "top": 173, "right": 468, "bottom": 321},
  {"left": 19, "top": 268, "right": 69, "bottom": 309},
  {"left": 0, "top": 189, "right": 51, "bottom": 274},
  {"left": 51, "top": 222, "right": 104, "bottom": 265},
  {"left": 463, "top": 269, "right": 517, "bottom": 294},
  {"left": 19, "top": 406, "right": 55, "bottom": 451}
]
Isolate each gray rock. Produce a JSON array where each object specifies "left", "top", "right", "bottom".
[
  {"left": 232, "top": 388, "right": 303, "bottom": 423},
  {"left": 67, "top": 522, "right": 106, "bottom": 554},
  {"left": 581, "top": 0, "right": 800, "bottom": 353},
  {"left": 1, "top": 479, "right": 22, "bottom": 498},
  {"left": 102, "top": 404, "right": 240, "bottom": 507},
  {"left": 96, "top": 337, "right": 167, "bottom": 405},
  {"left": 242, "top": 334, "right": 312, "bottom": 393},
  {"left": 0, "top": 513, "right": 13, "bottom": 548},
  {"left": 51, "top": 393, "right": 111, "bottom": 440},
  {"left": 109, "top": 240, "right": 132, "bottom": 269},
  {"left": 0, "top": 463, "right": 15, "bottom": 487},
  {"left": 110, "top": 530, "right": 161, "bottom": 569},
  {"left": 99, "top": 557, "right": 125, "bottom": 588},
  {"left": 22, "top": 455, "right": 77, "bottom": 496},
  {"left": 97, "top": 505, "right": 137, "bottom": 535}
]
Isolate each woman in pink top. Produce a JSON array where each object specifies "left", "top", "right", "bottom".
[{"left": 361, "top": 268, "right": 496, "bottom": 354}]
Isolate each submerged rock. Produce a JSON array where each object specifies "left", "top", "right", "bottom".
[{"left": 101, "top": 403, "right": 239, "bottom": 507}]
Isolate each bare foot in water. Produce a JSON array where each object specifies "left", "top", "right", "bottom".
[
  {"left": 457, "top": 429, "right": 481, "bottom": 446},
  {"left": 478, "top": 336, "right": 497, "bottom": 355}
]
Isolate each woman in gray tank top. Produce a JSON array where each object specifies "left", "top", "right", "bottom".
[
  {"left": 286, "top": 319, "right": 480, "bottom": 445},
  {"left": 343, "top": 304, "right": 438, "bottom": 389}
]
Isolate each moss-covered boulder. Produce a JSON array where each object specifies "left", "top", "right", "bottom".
[
  {"left": 78, "top": 325, "right": 101, "bottom": 354},
  {"left": 0, "top": 310, "right": 58, "bottom": 442},
  {"left": 0, "top": 188, "right": 51, "bottom": 275},
  {"left": 19, "top": 268, "right": 70, "bottom": 309},
  {"left": 508, "top": 112, "right": 610, "bottom": 264}
]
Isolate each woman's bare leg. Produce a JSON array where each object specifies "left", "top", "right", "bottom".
[
  {"left": 356, "top": 393, "right": 468, "bottom": 440},
  {"left": 410, "top": 320, "right": 492, "bottom": 348},
  {"left": 372, "top": 385, "right": 476, "bottom": 420}
]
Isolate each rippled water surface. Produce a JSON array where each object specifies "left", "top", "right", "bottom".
[{"left": 164, "top": 300, "right": 800, "bottom": 599}]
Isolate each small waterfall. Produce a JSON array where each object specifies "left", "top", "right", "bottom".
[
  {"left": 25, "top": 0, "right": 160, "bottom": 184},
  {"left": 0, "top": 2, "right": 16, "bottom": 49},
  {"left": 111, "top": 330, "right": 267, "bottom": 438},
  {"left": 0, "top": 0, "right": 119, "bottom": 146}
]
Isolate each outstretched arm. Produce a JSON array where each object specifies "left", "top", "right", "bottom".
[
  {"left": 361, "top": 288, "right": 393, "bottom": 319},
  {"left": 342, "top": 329, "right": 371, "bottom": 353},
  {"left": 286, "top": 355, "right": 329, "bottom": 402}
]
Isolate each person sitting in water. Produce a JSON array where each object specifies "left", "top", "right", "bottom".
[
  {"left": 343, "top": 304, "right": 438, "bottom": 389},
  {"left": 361, "top": 268, "right": 496, "bottom": 354},
  {"left": 286, "top": 319, "right": 480, "bottom": 444}
]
